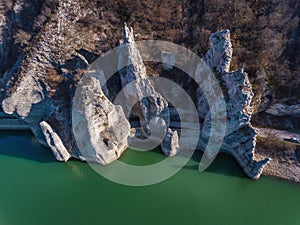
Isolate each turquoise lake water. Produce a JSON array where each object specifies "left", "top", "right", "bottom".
[{"left": 0, "top": 131, "right": 300, "bottom": 225}]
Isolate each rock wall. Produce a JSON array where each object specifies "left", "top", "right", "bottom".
[
  {"left": 0, "top": 0, "right": 280, "bottom": 180},
  {"left": 198, "top": 30, "right": 270, "bottom": 179}
]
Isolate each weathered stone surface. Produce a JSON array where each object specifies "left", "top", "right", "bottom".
[
  {"left": 196, "top": 88, "right": 209, "bottom": 121},
  {"left": 0, "top": 19, "right": 269, "bottom": 180},
  {"left": 40, "top": 121, "right": 71, "bottom": 162},
  {"left": 222, "top": 69, "right": 254, "bottom": 133},
  {"left": 222, "top": 125, "right": 270, "bottom": 180},
  {"left": 118, "top": 23, "right": 170, "bottom": 137},
  {"left": 72, "top": 73, "right": 131, "bottom": 165},
  {"left": 161, "top": 128, "right": 179, "bottom": 157},
  {"left": 199, "top": 30, "right": 270, "bottom": 179},
  {"left": 266, "top": 103, "right": 300, "bottom": 117},
  {"left": 2, "top": 73, "right": 44, "bottom": 118},
  {"left": 202, "top": 29, "right": 232, "bottom": 73},
  {"left": 161, "top": 51, "right": 175, "bottom": 71}
]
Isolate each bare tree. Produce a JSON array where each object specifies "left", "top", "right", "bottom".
[{"left": 14, "top": 29, "right": 31, "bottom": 46}]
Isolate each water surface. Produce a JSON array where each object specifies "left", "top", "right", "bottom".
[{"left": 0, "top": 131, "right": 299, "bottom": 225}]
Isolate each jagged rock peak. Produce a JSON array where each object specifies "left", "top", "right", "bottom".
[
  {"left": 203, "top": 29, "right": 233, "bottom": 73},
  {"left": 119, "top": 23, "right": 147, "bottom": 80},
  {"left": 118, "top": 23, "right": 170, "bottom": 137},
  {"left": 198, "top": 29, "right": 269, "bottom": 180},
  {"left": 123, "top": 22, "right": 135, "bottom": 44}
]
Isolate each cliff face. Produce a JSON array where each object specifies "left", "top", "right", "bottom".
[
  {"left": 1, "top": 0, "right": 299, "bottom": 129},
  {"left": 199, "top": 30, "right": 269, "bottom": 179},
  {"left": 0, "top": 0, "right": 298, "bottom": 179}
]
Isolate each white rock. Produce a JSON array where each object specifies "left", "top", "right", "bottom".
[
  {"left": 199, "top": 30, "right": 270, "bottom": 180},
  {"left": 40, "top": 121, "right": 71, "bottom": 162},
  {"left": 118, "top": 23, "right": 170, "bottom": 137},
  {"left": 161, "top": 128, "right": 179, "bottom": 157},
  {"left": 202, "top": 29, "right": 232, "bottom": 73},
  {"left": 72, "top": 73, "right": 131, "bottom": 165}
]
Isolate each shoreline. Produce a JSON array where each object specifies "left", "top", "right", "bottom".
[
  {"left": 0, "top": 126, "right": 299, "bottom": 184},
  {"left": 259, "top": 157, "right": 300, "bottom": 184},
  {"left": 256, "top": 143, "right": 300, "bottom": 184},
  {"left": 256, "top": 128, "right": 300, "bottom": 184}
]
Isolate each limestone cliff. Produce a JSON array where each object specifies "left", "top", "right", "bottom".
[
  {"left": 0, "top": 0, "right": 298, "bottom": 180},
  {"left": 118, "top": 23, "right": 170, "bottom": 137},
  {"left": 72, "top": 73, "right": 131, "bottom": 164},
  {"left": 198, "top": 30, "right": 270, "bottom": 179}
]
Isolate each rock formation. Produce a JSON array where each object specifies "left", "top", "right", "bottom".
[
  {"left": 198, "top": 30, "right": 270, "bottom": 179},
  {"left": 118, "top": 23, "right": 170, "bottom": 136},
  {"left": 40, "top": 121, "right": 71, "bottom": 162},
  {"left": 118, "top": 23, "right": 178, "bottom": 154},
  {"left": 202, "top": 29, "right": 233, "bottom": 73},
  {"left": 161, "top": 128, "right": 179, "bottom": 157},
  {"left": 0, "top": 16, "right": 270, "bottom": 180},
  {"left": 72, "top": 73, "right": 131, "bottom": 164},
  {"left": 266, "top": 104, "right": 300, "bottom": 117}
]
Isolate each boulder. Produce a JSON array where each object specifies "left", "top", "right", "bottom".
[
  {"left": 40, "top": 121, "right": 71, "bottom": 162},
  {"left": 161, "top": 128, "right": 179, "bottom": 157},
  {"left": 72, "top": 73, "right": 131, "bottom": 165}
]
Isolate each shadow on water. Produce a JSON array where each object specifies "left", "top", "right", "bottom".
[
  {"left": 122, "top": 144, "right": 247, "bottom": 180},
  {"left": 0, "top": 130, "right": 248, "bottom": 179},
  {"left": 0, "top": 130, "right": 55, "bottom": 163},
  {"left": 185, "top": 151, "right": 248, "bottom": 180}
]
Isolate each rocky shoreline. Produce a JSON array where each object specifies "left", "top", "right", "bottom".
[
  {"left": 0, "top": 0, "right": 299, "bottom": 182},
  {"left": 257, "top": 152, "right": 300, "bottom": 184},
  {"left": 0, "top": 23, "right": 271, "bottom": 180},
  {"left": 255, "top": 129, "right": 300, "bottom": 183}
]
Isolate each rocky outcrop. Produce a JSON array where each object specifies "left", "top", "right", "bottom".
[
  {"left": 40, "top": 121, "right": 71, "bottom": 162},
  {"left": 72, "top": 73, "right": 131, "bottom": 165},
  {"left": 161, "top": 128, "right": 179, "bottom": 157},
  {"left": 0, "top": 11, "right": 269, "bottom": 180},
  {"left": 254, "top": 104, "right": 300, "bottom": 129},
  {"left": 199, "top": 30, "right": 270, "bottom": 179},
  {"left": 266, "top": 104, "right": 300, "bottom": 117},
  {"left": 118, "top": 23, "right": 170, "bottom": 137},
  {"left": 2, "top": 73, "right": 45, "bottom": 118},
  {"left": 202, "top": 29, "right": 232, "bottom": 73}
]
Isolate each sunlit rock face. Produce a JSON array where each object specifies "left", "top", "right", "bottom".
[
  {"left": 0, "top": 0, "right": 272, "bottom": 179},
  {"left": 198, "top": 30, "right": 270, "bottom": 179},
  {"left": 118, "top": 23, "right": 170, "bottom": 137},
  {"left": 72, "top": 73, "right": 131, "bottom": 165}
]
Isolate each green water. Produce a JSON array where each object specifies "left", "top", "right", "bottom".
[{"left": 0, "top": 131, "right": 300, "bottom": 225}]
